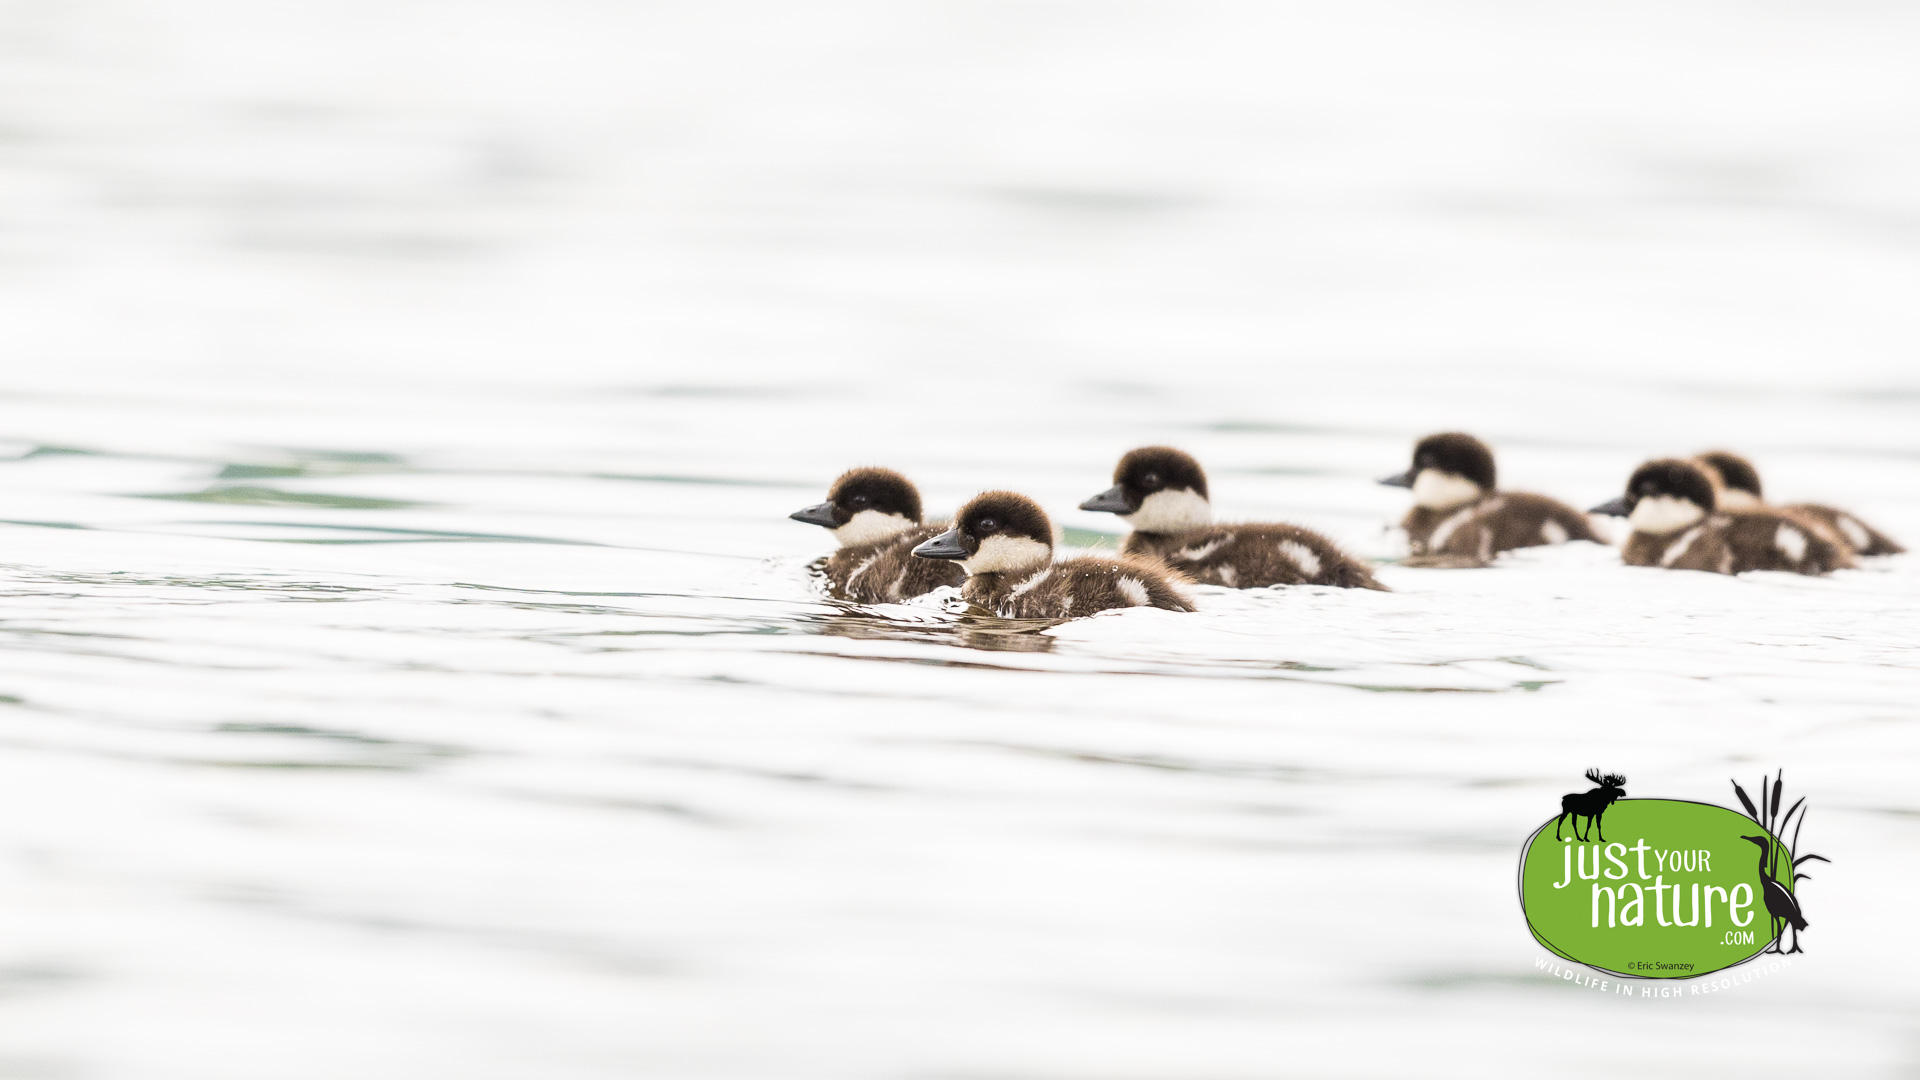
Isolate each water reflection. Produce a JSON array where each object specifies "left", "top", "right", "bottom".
[{"left": 796, "top": 606, "right": 1061, "bottom": 654}]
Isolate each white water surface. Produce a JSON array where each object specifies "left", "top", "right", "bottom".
[{"left": 4, "top": 2, "right": 1920, "bottom": 1077}]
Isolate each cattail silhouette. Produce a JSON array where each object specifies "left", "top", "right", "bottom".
[{"left": 1731, "top": 771, "right": 1829, "bottom": 955}]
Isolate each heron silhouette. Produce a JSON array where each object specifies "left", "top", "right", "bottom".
[{"left": 1741, "top": 834, "right": 1808, "bottom": 954}]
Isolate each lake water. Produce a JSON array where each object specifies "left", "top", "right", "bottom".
[{"left": 3, "top": 2, "right": 1920, "bottom": 1077}]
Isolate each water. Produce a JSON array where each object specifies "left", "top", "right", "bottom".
[{"left": 4, "top": 2, "right": 1920, "bottom": 1077}]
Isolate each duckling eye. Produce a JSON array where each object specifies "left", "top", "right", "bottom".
[
  {"left": 976, "top": 517, "right": 997, "bottom": 533},
  {"left": 849, "top": 494, "right": 869, "bottom": 507},
  {"left": 1141, "top": 472, "right": 1160, "bottom": 487}
]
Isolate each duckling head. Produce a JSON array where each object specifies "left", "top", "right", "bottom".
[
  {"left": 1695, "top": 450, "right": 1763, "bottom": 510},
  {"left": 1591, "top": 458, "right": 1716, "bottom": 534},
  {"left": 790, "top": 466, "right": 924, "bottom": 547},
  {"left": 912, "top": 491, "right": 1053, "bottom": 576},
  {"left": 1380, "top": 432, "right": 1495, "bottom": 511},
  {"left": 1078, "top": 446, "right": 1212, "bottom": 533}
]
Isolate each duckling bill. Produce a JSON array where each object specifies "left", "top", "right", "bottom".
[
  {"left": 1381, "top": 432, "right": 1599, "bottom": 566},
  {"left": 1080, "top": 446, "right": 1385, "bottom": 590},
  {"left": 911, "top": 491, "right": 1194, "bottom": 619},
  {"left": 1696, "top": 450, "right": 1902, "bottom": 557},
  {"left": 1592, "top": 458, "right": 1849, "bottom": 576},
  {"left": 790, "top": 467, "right": 965, "bottom": 602}
]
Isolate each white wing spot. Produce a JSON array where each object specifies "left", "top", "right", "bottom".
[
  {"left": 1837, "top": 516, "right": 1870, "bottom": 550},
  {"left": 1115, "top": 578, "right": 1151, "bottom": 607},
  {"left": 1277, "top": 540, "right": 1321, "bottom": 578},
  {"left": 1177, "top": 537, "right": 1226, "bottom": 562},
  {"left": 1540, "top": 519, "right": 1568, "bottom": 545},
  {"left": 1660, "top": 525, "right": 1705, "bottom": 567},
  {"left": 1216, "top": 565, "right": 1237, "bottom": 588},
  {"left": 1429, "top": 500, "right": 1491, "bottom": 552},
  {"left": 1010, "top": 567, "right": 1053, "bottom": 598},
  {"left": 1775, "top": 524, "right": 1808, "bottom": 563}
]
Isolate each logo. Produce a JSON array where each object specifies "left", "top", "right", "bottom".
[{"left": 1518, "top": 770, "right": 1828, "bottom": 979}]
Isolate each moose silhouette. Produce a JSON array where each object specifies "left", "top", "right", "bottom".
[{"left": 1554, "top": 769, "right": 1626, "bottom": 842}]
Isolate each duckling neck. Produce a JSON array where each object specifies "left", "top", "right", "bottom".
[
  {"left": 1118, "top": 530, "right": 1182, "bottom": 560},
  {"left": 962, "top": 570, "right": 1019, "bottom": 607}
]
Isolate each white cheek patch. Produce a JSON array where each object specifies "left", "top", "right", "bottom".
[
  {"left": 961, "top": 534, "right": 1051, "bottom": 575},
  {"left": 1119, "top": 488, "right": 1211, "bottom": 533},
  {"left": 1411, "top": 469, "right": 1484, "bottom": 511},
  {"left": 1277, "top": 540, "right": 1321, "bottom": 578},
  {"left": 1115, "top": 577, "right": 1151, "bottom": 607},
  {"left": 1717, "top": 489, "right": 1761, "bottom": 510},
  {"left": 1629, "top": 495, "right": 1706, "bottom": 535},
  {"left": 1775, "top": 524, "right": 1808, "bottom": 563},
  {"left": 1540, "top": 519, "right": 1568, "bottom": 544},
  {"left": 834, "top": 510, "right": 914, "bottom": 548}
]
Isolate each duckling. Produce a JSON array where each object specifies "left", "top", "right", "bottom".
[
  {"left": 1078, "top": 446, "right": 1384, "bottom": 590},
  {"left": 1696, "top": 450, "right": 1902, "bottom": 557},
  {"left": 911, "top": 491, "right": 1194, "bottom": 619},
  {"left": 1589, "top": 458, "right": 1850, "bottom": 576},
  {"left": 1380, "top": 432, "right": 1600, "bottom": 566},
  {"left": 790, "top": 467, "right": 965, "bottom": 602}
]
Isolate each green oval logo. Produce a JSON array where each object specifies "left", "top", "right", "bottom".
[{"left": 1519, "top": 799, "right": 1796, "bottom": 979}]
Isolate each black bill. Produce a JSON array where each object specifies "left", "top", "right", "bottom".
[
  {"left": 1588, "top": 496, "right": 1632, "bottom": 517},
  {"left": 789, "top": 502, "right": 841, "bottom": 529},
  {"left": 1077, "top": 485, "right": 1135, "bottom": 514},
  {"left": 1377, "top": 469, "right": 1415, "bottom": 488},
  {"left": 910, "top": 528, "right": 969, "bottom": 560}
]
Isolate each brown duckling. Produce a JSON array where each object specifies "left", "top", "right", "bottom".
[
  {"left": 791, "top": 467, "right": 965, "bottom": 602},
  {"left": 912, "top": 491, "right": 1194, "bottom": 619},
  {"left": 1079, "top": 446, "right": 1384, "bottom": 590},
  {"left": 1380, "top": 432, "right": 1600, "bottom": 567}
]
